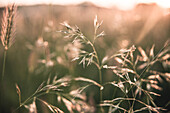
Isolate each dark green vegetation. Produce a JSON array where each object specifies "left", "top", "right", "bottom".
[{"left": 0, "top": 2, "right": 170, "bottom": 113}]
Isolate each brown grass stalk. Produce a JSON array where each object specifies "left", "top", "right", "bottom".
[{"left": 1, "top": 4, "right": 17, "bottom": 79}]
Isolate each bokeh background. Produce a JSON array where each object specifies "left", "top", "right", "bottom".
[{"left": 0, "top": 1, "right": 170, "bottom": 113}]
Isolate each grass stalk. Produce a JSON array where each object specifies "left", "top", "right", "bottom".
[
  {"left": 89, "top": 41, "right": 104, "bottom": 112},
  {"left": 1, "top": 4, "right": 16, "bottom": 80},
  {"left": 2, "top": 50, "right": 7, "bottom": 80}
]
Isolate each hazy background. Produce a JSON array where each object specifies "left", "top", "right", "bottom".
[
  {"left": 0, "top": 1, "right": 170, "bottom": 113},
  {"left": 1, "top": 0, "right": 170, "bottom": 9}
]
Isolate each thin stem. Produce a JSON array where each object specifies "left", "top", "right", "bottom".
[
  {"left": 130, "top": 89, "right": 137, "bottom": 112},
  {"left": 93, "top": 27, "right": 97, "bottom": 44},
  {"left": 108, "top": 77, "right": 119, "bottom": 112},
  {"left": 99, "top": 67, "right": 103, "bottom": 108},
  {"left": 13, "top": 89, "right": 57, "bottom": 113},
  {"left": 89, "top": 41, "right": 104, "bottom": 112},
  {"left": 13, "top": 91, "right": 48, "bottom": 113},
  {"left": 2, "top": 50, "right": 7, "bottom": 80}
]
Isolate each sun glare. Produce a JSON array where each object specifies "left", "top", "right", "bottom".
[
  {"left": 137, "top": 0, "right": 170, "bottom": 8},
  {"left": 0, "top": 0, "right": 170, "bottom": 9}
]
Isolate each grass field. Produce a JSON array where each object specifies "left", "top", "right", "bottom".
[{"left": 0, "top": 2, "right": 170, "bottom": 113}]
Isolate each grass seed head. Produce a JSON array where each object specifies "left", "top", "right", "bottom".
[{"left": 0, "top": 4, "right": 17, "bottom": 50}]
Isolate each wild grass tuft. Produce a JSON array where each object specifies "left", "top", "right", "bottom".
[
  {"left": 60, "top": 15, "right": 105, "bottom": 112},
  {"left": 13, "top": 15, "right": 170, "bottom": 113},
  {"left": 60, "top": 17, "right": 169, "bottom": 113},
  {"left": 0, "top": 4, "right": 17, "bottom": 79}
]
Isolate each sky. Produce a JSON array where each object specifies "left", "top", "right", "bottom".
[{"left": 0, "top": 0, "right": 170, "bottom": 10}]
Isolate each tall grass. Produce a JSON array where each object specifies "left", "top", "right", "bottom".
[
  {"left": 0, "top": 5, "right": 169, "bottom": 112},
  {"left": 0, "top": 4, "right": 17, "bottom": 79},
  {"left": 59, "top": 16, "right": 170, "bottom": 112},
  {"left": 60, "top": 16, "right": 105, "bottom": 112}
]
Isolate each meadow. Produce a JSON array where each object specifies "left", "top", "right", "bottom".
[{"left": 0, "top": 2, "right": 170, "bottom": 113}]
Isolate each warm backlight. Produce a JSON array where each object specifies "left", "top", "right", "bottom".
[{"left": 0, "top": 0, "right": 170, "bottom": 9}]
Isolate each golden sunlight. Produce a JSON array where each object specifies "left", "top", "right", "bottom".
[{"left": 0, "top": 0, "right": 170, "bottom": 9}]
